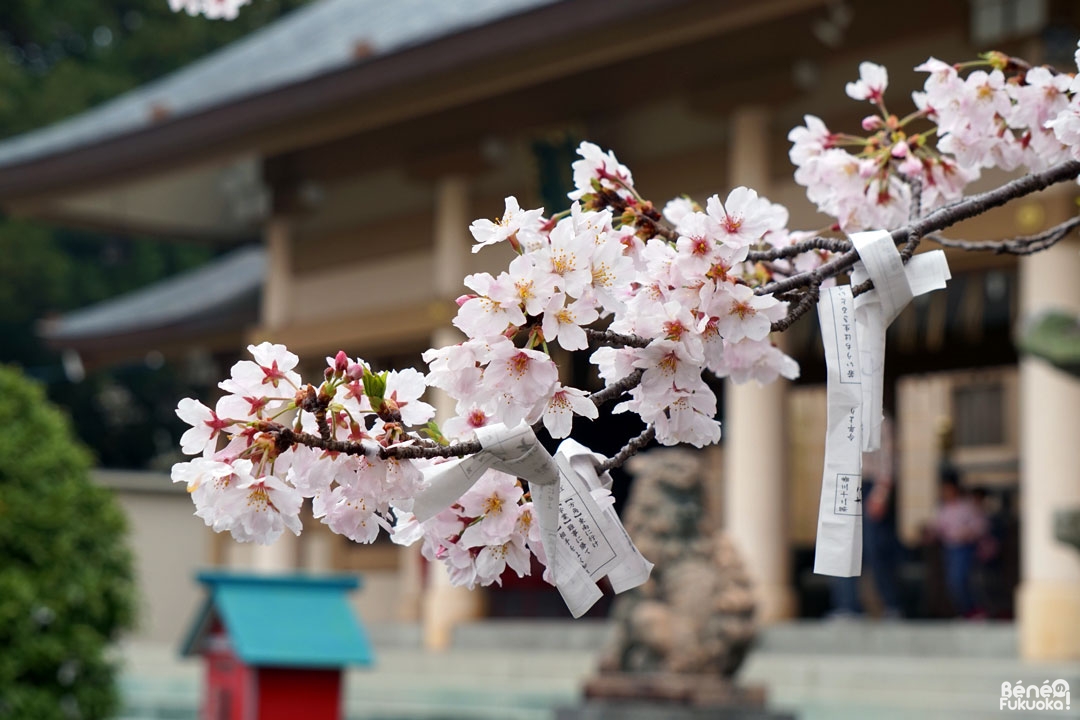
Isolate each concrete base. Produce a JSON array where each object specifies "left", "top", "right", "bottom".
[
  {"left": 564, "top": 673, "right": 794, "bottom": 720},
  {"left": 584, "top": 673, "right": 765, "bottom": 706},
  {"left": 1018, "top": 581, "right": 1080, "bottom": 661},
  {"left": 557, "top": 701, "right": 794, "bottom": 720}
]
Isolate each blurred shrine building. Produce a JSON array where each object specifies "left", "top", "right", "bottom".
[{"left": 2, "top": 0, "right": 1079, "bottom": 662}]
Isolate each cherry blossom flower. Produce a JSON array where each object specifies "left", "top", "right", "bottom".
[
  {"left": 168, "top": 0, "right": 251, "bottom": 20},
  {"left": 541, "top": 293, "right": 598, "bottom": 351},
  {"left": 458, "top": 470, "right": 523, "bottom": 541},
  {"left": 652, "top": 380, "right": 722, "bottom": 448},
  {"left": 380, "top": 368, "right": 436, "bottom": 426},
  {"left": 321, "top": 482, "right": 391, "bottom": 543},
  {"left": 507, "top": 254, "right": 558, "bottom": 316},
  {"left": 787, "top": 115, "right": 834, "bottom": 165},
  {"left": 542, "top": 383, "right": 599, "bottom": 439},
  {"left": 442, "top": 406, "right": 491, "bottom": 440},
  {"left": 570, "top": 142, "right": 634, "bottom": 201},
  {"left": 469, "top": 196, "right": 545, "bottom": 253},
  {"left": 219, "top": 460, "right": 303, "bottom": 544},
  {"left": 704, "top": 282, "right": 788, "bottom": 343},
  {"left": 480, "top": 342, "right": 559, "bottom": 426},
  {"left": 845, "top": 62, "right": 888, "bottom": 103},
  {"left": 538, "top": 214, "right": 594, "bottom": 298},
  {"left": 720, "top": 338, "right": 800, "bottom": 385},
  {"left": 175, "top": 397, "right": 233, "bottom": 456},
  {"left": 706, "top": 187, "right": 784, "bottom": 253},
  {"left": 469, "top": 532, "right": 532, "bottom": 586},
  {"left": 454, "top": 272, "right": 527, "bottom": 339}
]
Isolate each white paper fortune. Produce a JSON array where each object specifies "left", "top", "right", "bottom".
[
  {"left": 814, "top": 285, "right": 864, "bottom": 577},
  {"left": 849, "top": 230, "right": 951, "bottom": 451},
  {"left": 412, "top": 423, "right": 652, "bottom": 617}
]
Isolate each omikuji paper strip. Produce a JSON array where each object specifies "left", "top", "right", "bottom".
[{"left": 814, "top": 285, "right": 864, "bottom": 577}]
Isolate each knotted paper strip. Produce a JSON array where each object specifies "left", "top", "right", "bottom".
[
  {"left": 413, "top": 423, "right": 652, "bottom": 617},
  {"left": 814, "top": 285, "right": 865, "bottom": 577},
  {"left": 849, "top": 230, "right": 951, "bottom": 451}
]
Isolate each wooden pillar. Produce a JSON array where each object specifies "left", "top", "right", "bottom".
[
  {"left": 722, "top": 106, "right": 795, "bottom": 622},
  {"left": 242, "top": 215, "right": 299, "bottom": 573},
  {"left": 1017, "top": 236, "right": 1080, "bottom": 660},
  {"left": 263, "top": 216, "right": 293, "bottom": 332},
  {"left": 421, "top": 177, "right": 486, "bottom": 649}
]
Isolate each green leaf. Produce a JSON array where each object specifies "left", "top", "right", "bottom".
[
  {"left": 422, "top": 421, "right": 450, "bottom": 446},
  {"left": 362, "top": 370, "right": 388, "bottom": 403}
]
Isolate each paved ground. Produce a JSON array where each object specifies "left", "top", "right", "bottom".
[{"left": 116, "top": 620, "right": 1080, "bottom": 720}]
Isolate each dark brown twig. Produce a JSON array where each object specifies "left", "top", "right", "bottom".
[
  {"left": 599, "top": 425, "right": 656, "bottom": 472},
  {"left": 583, "top": 327, "right": 650, "bottom": 348},
  {"left": 747, "top": 236, "right": 851, "bottom": 262},
  {"left": 590, "top": 368, "right": 645, "bottom": 408},
  {"left": 927, "top": 215, "right": 1080, "bottom": 255},
  {"left": 771, "top": 273, "right": 822, "bottom": 332},
  {"left": 757, "top": 159, "right": 1080, "bottom": 297}
]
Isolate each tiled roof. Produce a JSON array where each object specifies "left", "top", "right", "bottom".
[
  {"left": 182, "top": 571, "right": 374, "bottom": 668},
  {"left": 0, "top": 0, "right": 558, "bottom": 169},
  {"left": 39, "top": 245, "right": 264, "bottom": 341}
]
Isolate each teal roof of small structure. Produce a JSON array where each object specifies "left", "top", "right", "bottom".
[{"left": 182, "top": 571, "right": 374, "bottom": 668}]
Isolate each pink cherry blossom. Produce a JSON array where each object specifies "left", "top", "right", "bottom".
[
  {"left": 454, "top": 272, "right": 527, "bottom": 339},
  {"left": 542, "top": 383, "right": 599, "bottom": 439},
  {"left": 541, "top": 293, "right": 599, "bottom": 351},
  {"left": 218, "top": 460, "right": 303, "bottom": 544},
  {"left": 175, "top": 397, "right": 234, "bottom": 456},
  {"left": 845, "top": 62, "right": 888, "bottom": 103},
  {"left": 469, "top": 196, "right": 545, "bottom": 253},
  {"left": 570, "top": 141, "right": 634, "bottom": 201}
]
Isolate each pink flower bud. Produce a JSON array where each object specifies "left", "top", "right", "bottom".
[
  {"left": 455, "top": 294, "right": 476, "bottom": 307},
  {"left": 334, "top": 350, "right": 349, "bottom": 373},
  {"left": 862, "top": 115, "right": 885, "bottom": 131},
  {"left": 891, "top": 140, "right": 910, "bottom": 158},
  {"left": 346, "top": 362, "right": 365, "bottom": 381}
]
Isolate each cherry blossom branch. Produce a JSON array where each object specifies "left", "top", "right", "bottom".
[
  {"left": 927, "top": 215, "right": 1080, "bottom": 255},
  {"left": 758, "top": 158, "right": 1080, "bottom": 298},
  {"left": 590, "top": 368, "right": 645, "bottom": 408},
  {"left": 599, "top": 425, "right": 656, "bottom": 473},
  {"left": 770, "top": 273, "right": 822, "bottom": 332},
  {"left": 583, "top": 327, "right": 650, "bottom": 348},
  {"left": 590, "top": 187, "right": 679, "bottom": 242},
  {"left": 746, "top": 236, "right": 851, "bottom": 262},
  {"left": 264, "top": 423, "right": 483, "bottom": 460}
]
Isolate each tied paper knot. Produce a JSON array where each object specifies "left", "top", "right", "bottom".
[
  {"left": 814, "top": 231, "right": 950, "bottom": 578},
  {"left": 412, "top": 423, "right": 652, "bottom": 617}
]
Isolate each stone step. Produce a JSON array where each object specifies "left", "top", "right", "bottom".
[
  {"left": 764, "top": 685, "right": 1080, "bottom": 720},
  {"left": 742, "top": 652, "right": 1080, "bottom": 720},
  {"left": 754, "top": 619, "right": 1017, "bottom": 657},
  {"left": 739, "top": 652, "right": 1080, "bottom": 693},
  {"left": 450, "top": 620, "right": 613, "bottom": 652}
]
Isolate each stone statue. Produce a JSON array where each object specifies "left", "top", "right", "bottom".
[{"left": 599, "top": 447, "right": 756, "bottom": 678}]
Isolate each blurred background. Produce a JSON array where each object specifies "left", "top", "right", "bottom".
[{"left": 1, "top": 0, "right": 1080, "bottom": 718}]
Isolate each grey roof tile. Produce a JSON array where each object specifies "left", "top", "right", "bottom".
[
  {"left": 0, "top": 0, "right": 558, "bottom": 168},
  {"left": 41, "top": 245, "right": 265, "bottom": 340}
]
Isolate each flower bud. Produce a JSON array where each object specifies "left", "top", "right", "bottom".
[
  {"left": 862, "top": 115, "right": 885, "bottom": 131},
  {"left": 347, "top": 362, "right": 365, "bottom": 381},
  {"left": 334, "top": 350, "right": 349, "bottom": 373}
]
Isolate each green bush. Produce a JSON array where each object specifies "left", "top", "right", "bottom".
[{"left": 0, "top": 366, "right": 135, "bottom": 720}]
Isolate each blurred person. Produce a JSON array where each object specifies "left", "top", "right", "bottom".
[
  {"left": 928, "top": 470, "right": 989, "bottom": 618},
  {"left": 971, "top": 487, "right": 1007, "bottom": 617},
  {"left": 862, "top": 414, "right": 903, "bottom": 617}
]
